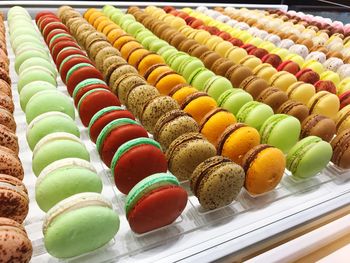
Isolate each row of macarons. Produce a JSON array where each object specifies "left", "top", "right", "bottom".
[
  {"left": 157, "top": 6, "right": 350, "bottom": 82},
  {"left": 0, "top": 10, "right": 33, "bottom": 263},
  {"left": 83, "top": 6, "right": 343, "bottom": 184},
  {"left": 158, "top": 5, "right": 350, "bottom": 106},
  {"left": 168, "top": 6, "right": 350, "bottom": 104},
  {"left": 37, "top": 9, "right": 192, "bottom": 242},
  {"left": 85, "top": 5, "right": 350, "bottom": 174},
  {"left": 213, "top": 7, "right": 350, "bottom": 59},
  {"left": 8, "top": 6, "right": 122, "bottom": 260},
  {"left": 124, "top": 5, "right": 350, "bottom": 138}
]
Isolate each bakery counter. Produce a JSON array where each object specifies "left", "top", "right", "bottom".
[{"left": 2, "top": 3, "right": 350, "bottom": 263}]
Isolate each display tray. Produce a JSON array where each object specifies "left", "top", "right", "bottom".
[{"left": 4, "top": 4, "right": 350, "bottom": 262}]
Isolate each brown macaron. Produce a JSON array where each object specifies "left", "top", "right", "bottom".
[
  {"left": 0, "top": 217, "right": 33, "bottom": 262},
  {"left": 102, "top": 55, "right": 126, "bottom": 78},
  {"left": 0, "top": 146, "right": 23, "bottom": 180},
  {"left": 154, "top": 109, "right": 200, "bottom": 150},
  {"left": 225, "top": 64, "right": 254, "bottom": 88},
  {"left": 211, "top": 58, "right": 235, "bottom": 77},
  {"left": 0, "top": 124, "right": 18, "bottom": 154},
  {"left": 189, "top": 44, "right": 211, "bottom": 58},
  {"left": 94, "top": 46, "right": 121, "bottom": 72},
  {"left": 0, "top": 106, "right": 16, "bottom": 132},
  {"left": 0, "top": 91, "right": 14, "bottom": 114},
  {"left": 239, "top": 76, "right": 269, "bottom": 99},
  {"left": 108, "top": 64, "right": 138, "bottom": 87},
  {"left": 87, "top": 40, "right": 111, "bottom": 61},
  {"left": 200, "top": 51, "right": 222, "bottom": 70},
  {"left": 0, "top": 174, "right": 29, "bottom": 223},
  {"left": 301, "top": 114, "right": 336, "bottom": 142},
  {"left": 166, "top": 132, "right": 216, "bottom": 181},
  {"left": 111, "top": 73, "right": 147, "bottom": 105},
  {"left": 0, "top": 68, "right": 10, "bottom": 86},
  {"left": 331, "top": 128, "right": 350, "bottom": 169},
  {"left": 126, "top": 84, "right": 160, "bottom": 118},
  {"left": 140, "top": 95, "right": 180, "bottom": 133},
  {"left": 190, "top": 156, "right": 245, "bottom": 210},
  {"left": 257, "top": 87, "right": 289, "bottom": 112},
  {"left": 277, "top": 100, "right": 309, "bottom": 122}
]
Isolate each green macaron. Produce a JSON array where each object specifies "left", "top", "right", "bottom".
[
  {"left": 32, "top": 132, "right": 90, "bottom": 176},
  {"left": 189, "top": 67, "right": 216, "bottom": 91},
  {"left": 15, "top": 49, "right": 50, "bottom": 73},
  {"left": 204, "top": 76, "right": 233, "bottom": 102},
  {"left": 43, "top": 192, "right": 119, "bottom": 258},
  {"left": 26, "top": 111, "right": 80, "bottom": 151},
  {"left": 179, "top": 58, "right": 205, "bottom": 81},
  {"left": 25, "top": 90, "right": 75, "bottom": 124},
  {"left": 35, "top": 158, "right": 102, "bottom": 212},
  {"left": 218, "top": 89, "right": 253, "bottom": 115},
  {"left": 287, "top": 136, "right": 332, "bottom": 179},
  {"left": 260, "top": 114, "right": 301, "bottom": 154},
  {"left": 20, "top": 81, "right": 56, "bottom": 111},
  {"left": 236, "top": 101, "right": 274, "bottom": 130},
  {"left": 18, "top": 57, "right": 57, "bottom": 77},
  {"left": 12, "top": 35, "right": 43, "bottom": 52}
]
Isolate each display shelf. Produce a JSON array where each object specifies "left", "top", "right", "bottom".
[{"left": 4, "top": 3, "right": 350, "bottom": 262}]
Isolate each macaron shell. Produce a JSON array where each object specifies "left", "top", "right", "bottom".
[
  {"left": 44, "top": 206, "right": 119, "bottom": 258},
  {"left": 182, "top": 94, "right": 218, "bottom": 124},
  {"left": 0, "top": 147, "right": 24, "bottom": 180},
  {"left": 73, "top": 83, "right": 109, "bottom": 107},
  {"left": 89, "top": 109, "right": 135, "bottom": 143},
  {"left": 36, "top": 166, "right": 103, "bottom": 212},
  {"left": 60, "top": 57, "right": 93, "bottom": 85},
  {"left": 99, "top": 124, "right": 148, "bottom": 167},
  {"left": 78, "top": 89, "right": 121, "bottom": 127},
  {"left": 113, "top": 143, "right": 167, "bottom": 194},
  {"left": 127, "top": 185, "right": 187, "bottom": 234},
  {"left": 32, "top": 139, "right": 90, "bottom": 176},
  {"left": 0, "top": 218, "right": 33, "bottom": 262},
  {"left": 20, "top": 81, "right": 56, "bottom": 111},
  {"left": 55, "top": 48, "right": 87, "bottom": 69},
  {"left": 244, "top": 146, "right": 286, "bottom": 195}
]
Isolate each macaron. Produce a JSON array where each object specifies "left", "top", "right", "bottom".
[
  {"left": 0, "top": 92, "right": 14, "bottom": 114},
  {"left": 17, "top": 68, "right": 57, "bottom": 94},
  {"left": 287, "top": 136, "right": 332, "bottom": 179},
  {"left": 190, "top": 156, "right": 245, "bottom": 210},
  {"left": 217, "top": 123, "right": 260, "bottom": 166},
  {"left": 253, "top": 63, "right": 278, "bottom": 82},
  {"left": 269, "top": 71, "right": 298, "bottom": 92},
  {"left": 0, "top": 124, "right": 18, "bottom": 154},
  {"left": 72, "top": 78, "right": 109, "bottom": 107},
  {"left": 18, "top": 57, "right": 57, "bottom": 78},
  {"left": 125, "top": 173, "right": 187, "bottom": 234},
  {"left": 0, "top": 217, "right": 32, "bottom": 262},
  {"left": 36, "top": 158, "right": 103, "bottom": 212},
  {"left": 225, "top": 64, "right": 254, "bottom": 88},
  {"left": 140, "top": 96, "right": 180, "bottom": 133},
  {"left": 331, "top": 129, "right": 350, "bottom": 169},
  {"left": 153, "top": 109, "right": 199, "bottom": 150},
  {"left": 242, "top": 144, "right": 286, "bottom": 195},
  {"left": 301, "top": 114, "right": 336, "bottom": 142},
  {"left": 181, "top": 92, "right": 218, "bottom": 124},
  {"left": 199, "top": 108, "right": 237, "bottom": 147},
  {"left": 66, "top": 63, "right": 104, "bottom": 96},
  {"left": 336, "top": 105, "right": 350, "bottom": 133},
  {"left": 26, "top": 112, "right": 80, "bottom": 151},
  {"left": 111, "top": 138, "right": 167, "bottom": 194},
  {"left": 96, "top": 118, "right": 148, "bottom": 167},
  {"left": 277, "top": 60, "right": 300, "bottom": 75},
  {"left": 0, "top": 146, "right": 24, "bottom": 180},
  {"left": 19, "top": 81, "right": 56, "bottom": 111},
  {"left": 260, "top": 114, "right": 301, "bottom": 153},
  {"left": 286, "top": 81, "right": 316, "bottom": 106},
  {"left": 0, "top": 107, "right": 16, "bottom": 132},
  {"left": 88, "top": 106, "right": 135, "bottom": 143},
  {"left": 43, "top": 192, "right": 120, "bottom": 258},
  {"left": 166, "top": 132, "right": 216, "bottom": 181},
  {"left": 307, "top": 91, "right": 340, "bottom": 120},
  {"left": 236, "top": 101, "right": 274, "bottom": 130},
  {"left": 32, "top": 132, "right": 90, "bottom": 176},
  {"left": 77, "top": 88, "right": 121, "bottom": 127},
  {"left": 295, "top": 68, "right": 320, "bottom": 84},
  {"left": 277, "top": 100, "right": 309, "bottom": 122},
  {"left": 154, "top": 71, "right": 187, "bottom": 96},
  {"left": 0, "top": 174, "right": 29, "bottom": 223},
  {"left": 59, "top": 55, "right": 93, "bottom": 84},
  {"left": 55, "top": 47, "right": 87, "bottom": 69},
  {"left": 188, "top": 67, "right": 216, "bottom": 91},
  {"left": 314, "top": 80, "right": 337, "bottom": 94},
  {"left": 25, "top": 90, "right": 75, "bottom": 124},
  {"left": 203, "top": 76, "right": 233, "bottom": 102}
]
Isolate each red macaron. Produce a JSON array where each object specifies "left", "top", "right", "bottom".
[
  {"left": 66, "top": 63, "right": 104, "bottom": 96},
  {"left": 55, "top": 47, "right": 87, "bottom": 69},
  {"left": 45, "top": 28, "right": 70, "bottom": 45},
  {"left": 261, "top": 54, "right": 282, "bottom": 68},
  {"left": 96, "top": 118, "right": 149, "bottom": 167},
  {"left": 295, "top": 68, "right": 320, "bottom": 84},
  {"left": 112, "top": 138, "right": 168, "bottom": 194},
  {"left": 88, "top": 106, "right": 135, "bottom": 143},
  {"left": 49, "top": 35, "right": 75, "bottom": 50},
  {"left": 314, "top": 80, "right": 337, "bottom": 94},
  {"left": 35, "top": 11, "right": 55, "bottom": 23},
  {"left": 72, "top": 78, "right": 110, "bottom": 107},
  {"left": 339, "top": 90, "right": 350, "bottom": 109},
  {"left": 38, "top": 17, "right": 60, "bottom": 32},
  {"left": 59, "top": 55, "right": 94, "bottom": 85},
  {"left": 51, "top": 40, "right": 80, "bottom": 62},
  {"left": 43, "top": 22, "right": 68, "bottom": 40},
  {"left": 277, "top": 60, "right": 300, "bottom": 75},
  {"left": 77, "top": 88, "right": 121, "bottom": 127}
]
